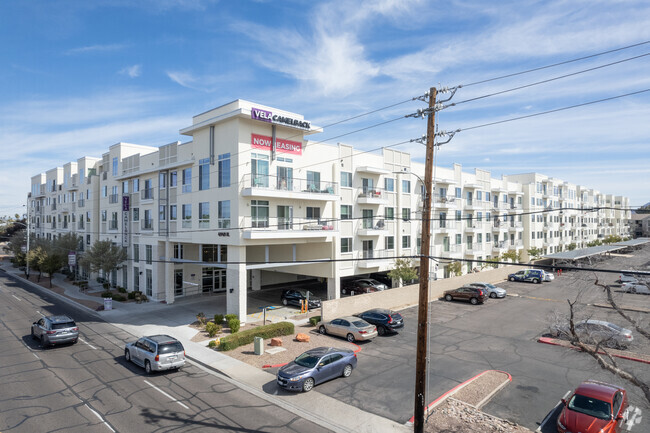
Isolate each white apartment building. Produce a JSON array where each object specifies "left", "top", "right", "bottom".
[{"left": 27, "top": 100, "right": 632, "bottom": 319}]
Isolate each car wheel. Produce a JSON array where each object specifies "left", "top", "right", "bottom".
[
  {"left": 145, "top": 360, "right": 152, "bottom": 374},
  {"left": 342, "top": 364, "right": 353, "bottom": 378},
  {"left": 281, "top": 298, "right": 288, "bottom": 306},
  {"left": 489, "top": 292, "right": 497, "bottom": 298},
  {"left": 342, "top": 288, "right": 347, "bottom": 295},
  {"left": 302, "top": 377, "right": 315, "bottom": 392},
  {"left": 377, "top": 326, "right": 386, "bottom": 336},
  {"left": 445, "top": 294, "right": 452, "bottom": 301},
  {"left": 346, "top": 333, "right": 356, "bottom": 343},
  {"left": 319, "top": 325, "right": 327, "bottom": 335},
  {"left": 125, "top": 349, "right": 131, "bottom": 362},
  {"left": 509, "top": 277, "right": 515, "bottom": 282},
  {"left": 470, "top": 297, "right": 479, "bottom": 305},
  {"left": 533, "top": 278, "right": 540, "bottom": 284}
]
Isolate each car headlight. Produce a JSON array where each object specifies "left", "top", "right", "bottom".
[{"left": 288, "top": 375, "right": 304, "bottom": 382}]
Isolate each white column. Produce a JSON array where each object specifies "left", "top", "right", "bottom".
[
  {"left": 327, "top": 277, "right": 340, "bottom": 300},
  {"left": 251, "top": 269, "right": 261, "bottom": 291},
  {"left": 164, "top": 241, "right": 174, "bottom": 304},
  {"left": 226, "top": 245, "right": 247, "bottom": 323}
]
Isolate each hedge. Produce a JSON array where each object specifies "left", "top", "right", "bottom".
[
  {"left": 219, "top": 321, "right": 295, "bottom": 351},
  {"left": 309, "top": 316, "right": 321, "bottom": 327}
]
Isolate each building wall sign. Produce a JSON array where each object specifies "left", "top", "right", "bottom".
[
  {"left": 251, "top": 107, "right": 311, "bottom": 130},
  {"left": 251, "top": 133, "right": 302, "bottom": 155}
]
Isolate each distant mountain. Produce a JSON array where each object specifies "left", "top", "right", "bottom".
[{"left": 635, "top": 202, "right": 650, "bottom": 214}]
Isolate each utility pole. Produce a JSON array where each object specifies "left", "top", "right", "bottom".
[
  {"left": 26, "top": 197, "right": 30, "bottom": 279},
  {"left": 413, "top": 87, "right": 437, "bottom": 433}
]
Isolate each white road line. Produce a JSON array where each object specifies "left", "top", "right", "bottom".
[
  {"left": 12, "top": 294, "right": 21, "bottom": 301},
  {"left": 143, "top": 379, "right": 189, "bottom": 410},
  {"left": 36, "top": 310, "right": 45, "bottom": 316},
  {"left": 78, "top": 337, "right": 97, "bottom": 350},
  {"left": 33, "top": 353, "right": 40, "bottom": 360},
  {"left": 84, "top": 404, "right": 116, "bottom": 432}
]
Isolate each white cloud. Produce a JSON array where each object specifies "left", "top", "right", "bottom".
[
  {"left": 65, "top": 43, "right": 127, "bottom": 55},
  {"left": 119, "top": 64, "right": 141, "bottom": 78}
]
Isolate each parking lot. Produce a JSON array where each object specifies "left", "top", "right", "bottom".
[{"left": 269, "top": 246, "right": 650, "bottom": 431}]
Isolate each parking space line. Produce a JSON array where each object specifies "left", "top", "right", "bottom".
[
  {"left": 11, "top": 294, "right": 20, "bottom": 301},
  {"left": 78, "top": 337, "right": 97, "bottom": 350},
  {"left": 32, "top": 353, "right": 40, "bottom": 360},
  {"left": 84, "top": 404, "right": 115, "bottom": 432},
  {"left": 143, "top": 380, "right": 190, "bottom": 410}
]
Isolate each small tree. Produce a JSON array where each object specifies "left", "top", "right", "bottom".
[
  {"left": 502, "top": 250, "right": 520, "bottom": 263},
  {"left": 482, "top": 256, "right": 500, "bottom": 269},
  {"left": 79, "top": 239, "right": 127, "bottom": 286},
  {"left": 567, "top": 243, "right": 577, "bottom": 251},
  {"left": 587, "top": 240, "right": 602, "bottom": 247},
  {"left": 602, "top": 235, "right": 622, "bottom": 244},
  {"left": 4, "top": 230, "right": 27, "bottom": 268},
  {"left": 26, "top": 246, "right": 47, "bottom": 282},
  {"left": 388, "top": 257, "right": 419, "bottom": 287},
  {"left": 448, "top": 261, "right": 462, "bottom": 277},
  {"left": 527, "top": 247, "right": 543, "bottom": 262},
  {"left": 40, "top": 251, "right": 65, "bottom": 288}
]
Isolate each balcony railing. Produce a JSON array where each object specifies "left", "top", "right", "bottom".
[
  {"left": 109, "top": 194, "right": 118, "bottom": 204},
  {"left": 358, "top": 186, "right": 387, "bottom": 199},
  {"left": 109, "top": 220, "right": 118, "bottom": 230},
  {"left": 242, "top": 216, "right": 338, "bottom": 232},
  {"left": 433, "top": 220, "right": 457, "bottom": 230},
  {"left": 141, "top": 219, "right": 153, "bottom": 231},
  {"left": 242, "top": 173, "right": 338, "bottom": 195},
  {"left": 51, "top": 203, "right": 57, "bottom": 210},
  {"left": 141, "top": 188, "right": 154, "bottom": 201},
  {"left": 434, "top": 194, "right": 456, "bottom": 205},
  {"left": 78, "top": 199, "right": 85, "bottom": 208}
]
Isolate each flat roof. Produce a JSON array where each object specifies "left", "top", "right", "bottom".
[
  {"left": 543, "top": 244, "right": 626, "bottom": 261},
  {"left": 613, "top": 238, "right": 650, "bottom": 247}
]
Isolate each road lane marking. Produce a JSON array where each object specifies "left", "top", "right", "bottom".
[
  {"left": 84, "top": 404, "right": 115, "bottom": 432},
  {"left": 36, "top": 310, "right": 45, "bottom": 317},
  {"left": 626, "top": 406, "right": 642, "bottom": 431},
  {"left": 33, "top": 353, "right": 40, "bottom": 360},
  {"left": 78, "top": 337, "right": 97, "bottom": 350},
  {"left": 12, "top": 294, "right": 21, "bottom": 301},
  {"left": 144, "top": 380, "right": 190, "bottom": 410}
]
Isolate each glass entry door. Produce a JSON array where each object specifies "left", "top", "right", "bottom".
[
  {"left": 174, "top": 270, "right": 183, "bottom": 297},
  {"left": 202, "top": 267, "right": 227, "bottom": 293},
  {"left": 277, "top": 205, "right": 293, "bottom": 230},
  {"left": 362, "top": 240, "right": 374, "bottom": 259}
]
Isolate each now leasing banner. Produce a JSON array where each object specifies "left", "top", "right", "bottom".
[{"left": 251, "top": 133, "right": 302, "bottom": 155}]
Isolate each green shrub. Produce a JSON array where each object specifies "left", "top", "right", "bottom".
[
  {"left": 309, "top": 316, "right": 321, "bottom": 327},
  {"left": 219, "top": 321, "right": 294, "bottom": 351},
  {"left": 112, "top": 294, "right": 127, "bottom": 302},
  {"left": 208, "top": 340, "right": 217, "bottom": 348},
  {"left": 127, "top": 291, "right": 136, "bottom": 300},
  {"left": 205, "top": 322, "right": 218, "bottom": 337},
  {"left": 228, "top": 318, "right": 241, "bottom": 334},
  {"left": 214, "top": 314, "right": 224, "bottom": 324},
  {"left": 117, "top": 286, "right": 127, "bottom": 293},
  {"left": 224, "top": 314, "right": 238, "bottom": 322},
  {"left": 101, "top": 290, "right": 113, "bottom": 298},
  {"left": 196, "top": 312, "right": 207, "bottom": 326}
]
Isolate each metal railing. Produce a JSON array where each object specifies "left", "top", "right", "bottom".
[
  {"left": 141, "top": 219, "right": 153, "bottom": 230},
  {"left": 109, "top": 194, "right": 118, "bottom": 204},
  {"left": 241, "top": 216, "right": 338, "bottom": 232},
  {"left": 243, "top": 173, "right": 338, "bottom": 195},
  {"left": 141, "top": 188, "right": 154, "bottom": 200}
]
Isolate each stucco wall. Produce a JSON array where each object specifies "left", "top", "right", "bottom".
[{"left": 320, "top": 265, "right": 516, "bottom": 321}]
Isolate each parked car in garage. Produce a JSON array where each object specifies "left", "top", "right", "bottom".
[
  {"left": 550, "top": 319, "right": 633, "bottom": 349},
  {"left": 443, "top": 286, "right": 487, "bottom": 305},
  {"left": 31, "top": 315, "right": 79, "bottom": 347},
  {"left": 557, "top": 380, "right": 628, "bottom": 433},
  {"left": 354, "top": 308, "right": 404, "bottom": 335},
  {"left": 621, "top": 282, "right": 650, "bottom": 294},
  {"left": 124, "top": 335, "right": 185, "bottom": 374},
  {"left": 508, "top": 269, "right": 545, "bottom": 284},
  {"left": 317, "top": 316, "right": 378, "bottom": 342},
  {"left": 341, "top": 279, "right": 387, "bottom": 295},
  {"left": 280, "top": 289, "right": 321, "bottom": 309},
  {"left": 276, "top": 347, "right": 357, "bottom": 392},
  {"left": 468, "top": 282, "right": 507, "bottom": 299}
]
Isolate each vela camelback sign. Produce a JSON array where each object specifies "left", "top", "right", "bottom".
[
  {"left": 251, "top": 107, "right": 311, "bottom": 130},
  {"left": 251, "top": 133, "right": 302, "bottom": 155}
]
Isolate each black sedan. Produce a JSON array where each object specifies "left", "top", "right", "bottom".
[
  {"left": 280, "top": 289, "right": 321, "bottom": 309},
  {"left": 276, "top": 347, "right": 357, "bottom": 392},
  {"left": 354, "top": 308, "right": 404, "bottom": 336}
]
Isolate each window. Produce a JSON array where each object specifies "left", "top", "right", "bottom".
[
  {"left": 159, "top": 172, "right": 167, "bottom": 189},
  {"left": 101, "top": 210, "right": 107, "bottom": 222},
  {"left": 252, "top": 153, "right": 269, "bottom": 187},
  {"left": 455, "top": 210, "right": 462, "bottom": 221},
  {"left": 251, "top": 200, "right": 269, "bottom": 228},
  {"left": 455, "top": 187, "right": 462, "bottom": 198},
  {"left": 485, "top": 192, "right": 491, "bottom": 202},
  {"left": 477, "top": 191, "right": 482, "bottom": 200},
  {"left": 477, "top": 233, "right": 483, "bottom": 244},
  {"left": 402, "top": 235, "right": 411, "bottom": 248},
  {"left": 341, "top": 172, "right": 352, "bottom": 188},
  {"left": 132, "top": 207, "right": 139, "bottom": 221},
  {"left": 146, "top": 269, "right": 152, "bottom": 297},
  {"left": 143, "top": 179, "right": 153, "bottom": 199},
  {"left": 386, "top": 236, "right": 394, "bottom": 250},
  {"left": 133, "top": 178, "right": 139, "bottom": 192},
  {"left": 477, "top": 212, "right": 483, "bottom": 221},
  {"left": 145, "top": 245, "right": 152, "bottom": 264},
  {"left": 122, "top": 181, "right": 129, "bottom": 194},
  {"left": 307, "top": 171, "right": 320, "bottom": 191},
  {"left": 170, "top": 205, "right": 177, "bottom": 221},
  {"left": 112, "top": 157, "right": 118, "bottom": 176},
  {"left": 182, "top": 168, "right": 192, "bottom": 193},
  {"left": 341, "top": 205, "right": 352, "bottom": 220},
  {"left": 182, "top": 204, "right": 192, "bottom": 228},
  {"left": 277, "top": 166, "right": 293, "bottom": 190},
  {"left": 86, "top": 234, "right": 91, "bottom": 245},
  {"left": 385, "top": 178, "right": 394, "bottom": 192},
  {"left": 159, "top": 205, "right": 166, "bottom": 221},
  {"left": 443, "top": 236, "right": 450, "bottom": 252},
  {"left": 170, "top": 171, "right": 177, "bottom": 187},
  {"left": 402, "top": 180, "right": 411, "bottom": 193},
  {"left": 133, "top": 244, "right": 140, "bottom": 263},
  {"left": 174, "top": 244, "right": 184, "bottom": 259},
  {"left": 214, "top": 153, "right": 230, "bottom": 187},
  {"left": 218, "top": 200, "right": 230, "bottom": 228},
  {"left": 199, "top": 202, "right": 210, "bottom": 228},
  {"left": 385, "top": 207, "right": 394, "bottom": 220},
  {"left": 341, "top": 238, "right": 352, "bottom": 253},
  {"left": 486, "top": 233, "right": 491, "bottom": 242},
  {"left": 456, "top": 234, "right": 462, "bottom": 244},
  {"left": 199, "top": 158, "right": 210, "bottom": 190},
  {"left": 133, "top": 267, "right": 140, "bottom": 291},
  {"left": 102, "top": 185, "right": 107, "bottom": 197},
  {"left": 402, "top": 208, "right": 410, "bottom": 221},
  {"left": 306, "top": 206, "right": 321, "bottom": 221}
]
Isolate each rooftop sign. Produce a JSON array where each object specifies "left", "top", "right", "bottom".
[{"left": 251, "top": 107, "right": 311, "bottom": 130}]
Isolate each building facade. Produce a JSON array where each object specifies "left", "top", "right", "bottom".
[{"left": 27, "top": 100, "right": 632, "bottom": 319}]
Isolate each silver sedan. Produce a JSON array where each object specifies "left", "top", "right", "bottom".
[
  {"left": 469, "top": 282, "right": 507, "bottom": 298},
  {"left": 317, "top": 316, "right": 378, "bottom": 342}
]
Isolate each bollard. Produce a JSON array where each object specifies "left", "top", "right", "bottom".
[{"left": 254, "top": 336, "right": 264, "bottom": 355}]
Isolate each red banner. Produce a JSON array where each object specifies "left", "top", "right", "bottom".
[{"left": 251, "top": 133, "right": 302, "bottom": 155}]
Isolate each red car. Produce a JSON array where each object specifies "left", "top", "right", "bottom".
[{"left": 557, "top": 380, "right": 628, "bottom": 433}]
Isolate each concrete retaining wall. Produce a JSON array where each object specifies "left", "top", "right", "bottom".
[{"left": 321, "top": 266, "right": 516, "bottom": 321}]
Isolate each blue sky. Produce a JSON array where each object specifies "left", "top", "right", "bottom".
[{"left": 1, "top": 0, "right": 649, "bottom": 217}]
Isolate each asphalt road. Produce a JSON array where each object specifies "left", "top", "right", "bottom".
[
  {"left": 276, "top": 247, "right": 650, "bottom": 431},
  {"left": 0, "top": 271, "right": 333, "bottom": 433}
]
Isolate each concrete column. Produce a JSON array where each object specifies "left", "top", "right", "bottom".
[
  {"left": 164, "top": 241, "right": 175, "bottom": 304},
  {"left": 251, "top": 269, "right": 261, "bottom": 291},
  {"left": 226, "top": 245, "right": 247, "bottom": 323},
  {"left": 327, "top": 277, "right": 340, "bottom": 300}
]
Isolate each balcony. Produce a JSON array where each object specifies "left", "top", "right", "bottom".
[
  {"left": 141, "top": 219, "right": 153, "bottom": 231},
  {"left": 358, "top": 249, "right": 391, "bottom": 268},
  {"left": 357, "top": 187, "right": 388, "bottom": 204},
  {"left": 109, "top": 194, "right": 119, "bottom": 204},
  {"left": 464, "top": 199, "right": 485, "bottom": 211},
  {"left": 492, "top": 241, "right": 508, "bottom": 251},
  {"left": 78, "top": 199, "right": 85, "bottom": 208},
  {"left": 492, "top": 221, "right": 507, "bottom": 232},
  {"left": 242, "top": 217, "right": 338, "bottom": 240},
  {"left": 434, "top": 194, "right": 457, "bottom": 208},
  {"left": 433, "top": 220, "right": 457, "bottom": 232},
  {"left": 109, "top": 220, "right": 118, "bottom": 230},
  {"left": 441, "top": 244, "right": 462, "bottom": 256},
  {"left": 508, "top": 222, "right": 523, "bottom": 231},
  {"left": 492, "top": 202, "right": 509, "bottom": 211},
  {"left": 51, "top": 203, "right": 57, "bottom": 211},
  {"left": 357, "top": 218, "right": 389, "bottom": 236},
  {"left": 465, "top": 221, "right": 483, "bottom": 232},
  {"left": 241, "top": 174, "right": 338, "bottom": 201},
  {"left": 141, "top": 188, "right": 154, "bottom": 201}
]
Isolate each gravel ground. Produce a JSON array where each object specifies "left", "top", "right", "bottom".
[
  {"left": 424, "top": 399, "right": 533, "bottom": 433},
  {"left": 453, "top": 371, "right": 510, "bottom": 408}
]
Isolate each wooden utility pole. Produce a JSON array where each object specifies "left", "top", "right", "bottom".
[{"left": 413, "top": 87, "right": 437, "bottom": 433}]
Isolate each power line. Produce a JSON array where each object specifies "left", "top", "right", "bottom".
[{"left": 461, "top": 40, "right": 650, "bottom": 87}]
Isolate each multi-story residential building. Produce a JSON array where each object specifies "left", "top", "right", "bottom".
[
  {"left": 630, "top": 213, "right": 650, "bottom": 238},
  {"left": 26, "top": 100, "right": 631, "bottom": 319}
]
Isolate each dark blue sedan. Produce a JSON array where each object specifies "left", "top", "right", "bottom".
[{"left": 276, "top": 347, "right": 357, "bottom": 392}]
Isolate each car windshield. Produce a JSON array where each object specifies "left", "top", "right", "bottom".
[
  {"left": 484, "top": 284, "right": 497, "bottom": 289},
  {"left": 568, "top": 394, "right": 611, "bottom": 420},
  {"left": 158, "top": 342, "right": 184, "bottom": 354},
  {"left": 607, "top": 323, "right": 623, "bottom": 332},
  {"left": 298, "top": 290, "right": 315, "bottom": 298},
  {"left": 352, "top": 320, "right": 369, "bottom": 328},
  {"left": 294, "top": 352, "right": 320, "bottom": 368},
  {"left": 52, "top": 322, "right": 76, "bottom": 330}
]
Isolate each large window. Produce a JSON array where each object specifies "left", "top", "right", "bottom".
[
  {"left": 182, "top": 168, "right": 192, "bottom": 193},
  {"left": 145, "top": 245, "right": 152, "bottom": 264},
  {"left": 112, "top": 157, "right": 118, "bottom": 176},
  {"left": 341, "top": 172, "right": 352, "bottom": 188},
  {"left": 385, "top": 178, "right": 394, "bottom": 192},
  {"left": 385, "top": 207, "right": 394, "bottom": 220},
  {"left": 218, "top": 153, "right": 231, "bottom": 187},
  {"left": 199, "top": 158, "right": 210, "bottom": 190},
  {"left": 133, "top": 244, "right": 139, "bottom": 263},
  {"left": 199, "top": 202, "right": 210, "bottom": 228},
  {"left": 159, "top": 205, "right": 166, "bottom": 221},
  {"left": 252, "top": 153, "right": 269, "bottom": 187},
  {"left": 402, "top": 235, "right": 411, "bottom": 248},
  {"left": 341, "top": 238, "right": 352, "bottom": 253},
  {"left": 218, "top": 200, "right": 230, "bottom": 228},
  {"left": 277, "top": 165, "right": 293, "bottom": 190},
  {"left": 202, "top": 244, "right": 227, "bottom": 262},
  {"left": 307, "top": 171, "right": 320, "bottom": 191},
  {"left": 182, "top": 204, "right": 192, "bottom": 228},
  {"left": 170, "top": 171, "right": 177, "bottom": 187},
  {"left": 306, "top": 206, "right": 321, "bottom": 221},
  {"left": 402, "top": 180, "right": 411, "bottom": 193},
  {"left": 170, "top": 205, "right": 177, "bottom": 221},
  {"left": 341, "top": 205, "right": 352, "bottom": 220},
  {"left": 402, "top": 208, "right": 410, "bottom": 221},
  {"left": 251, "top": 200, "right": 269, "bottom": 228},
  {"left": 159, "top": 172, "right": 167, "bottom": 189},
  {"left": 386, "top": 236, "right": 394, "bottom": 250}
]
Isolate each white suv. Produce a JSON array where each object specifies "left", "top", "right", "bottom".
[{"left": 124, "top": 335, "right": 185, "bottom": 374}]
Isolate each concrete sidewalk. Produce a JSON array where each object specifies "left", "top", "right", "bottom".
[{"left": 1, "top": 262, "right": 409, "bottom": 433}]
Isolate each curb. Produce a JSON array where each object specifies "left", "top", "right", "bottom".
[
  {"left": 406, "top": 369, "right": 512, "bottom": 425},
  {"left": 538, "top": 337, "right": 650, "bottom": 365}
]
